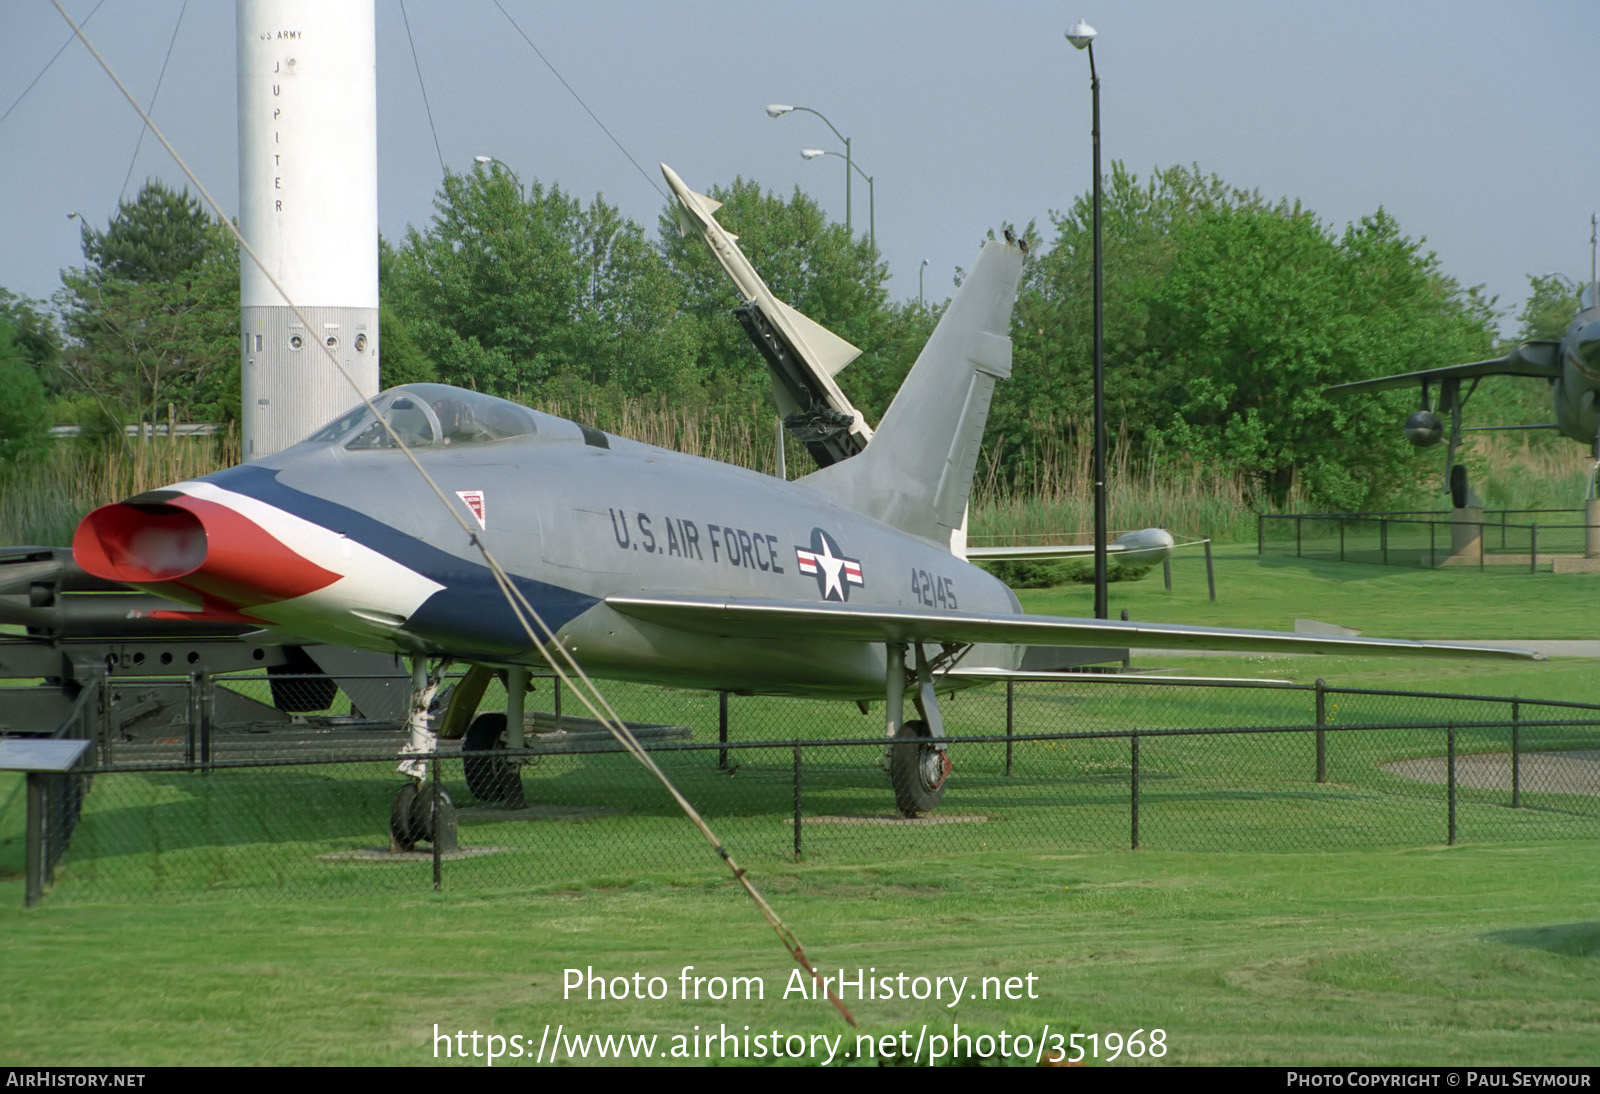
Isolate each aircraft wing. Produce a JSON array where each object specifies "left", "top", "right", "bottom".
[
  {"left": 1325, "top": 342, "right": 1561, "bottom": 396},
  {"left": 605, "top": 595, "right": 1541, "bottom": 660}
]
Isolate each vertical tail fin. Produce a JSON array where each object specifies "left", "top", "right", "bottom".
[{"left": 799, "top": 239, "right": 1025, "bottom": 548}]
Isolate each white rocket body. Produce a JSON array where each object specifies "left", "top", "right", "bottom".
[{"left": 237, "top": 0, "right": 379, "bottom": 459}]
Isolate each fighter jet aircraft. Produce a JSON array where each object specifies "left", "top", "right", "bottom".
[
  {"left": 1327, "top": 278, "right": 1600, "bottom": 507},
  {"left": 72, "top": 227, "right": 1537, "bottom": 824}
]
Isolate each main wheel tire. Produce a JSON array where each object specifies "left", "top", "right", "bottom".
[
  {"left": 1450, "top": 463, "right": 1468, "bottom": 510},
  {"left": 890, "top": 719, "right": 950, "bottom": 817},
  {"left": 462, "top": 712, "right": 522, "bottom": 803}
]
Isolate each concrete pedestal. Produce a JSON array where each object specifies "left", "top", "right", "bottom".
[{"left": 1449, "top": 507, "right": 1483, "bottom": 562}]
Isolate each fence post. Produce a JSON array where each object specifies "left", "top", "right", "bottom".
[
  {"left": 1130, "top": 731, "right": 1140, "bottom": 851},
  {"left": 1314, "top": 678, "right": 1327, "bottom": 783},
  {"left": 718, "top": 692, "right": 730, "bottom": 770},
  {"left": 1530, "top": 524, "right": 1538, "bottom": 573},
  {"left": 1430, "top": 521, "right": 1436, "bottom": 568},
  {"left": 25, "top": 774, "right": 44, "bottom": 907},
  {"left": 1510, "top": 700, "right": 1521, "bottom": 809},
  {"left": 1004, "top": 681, "right": 1014, "bottom": 776},
  {"left": 197, "top": 673, "right": 213, "bottom": 773},
  {"left": 1296, "top": 517, "right": 1302, "bottom": 558},
  {"left": 1447, "top": 725, "right": 1457, "bottom": 846},
  {"left": 1257, "top": 513, "right": 1263, "bottom": 556},
  {"left": 793, "top": 746, "right": 803, "bottom": 861},
  {"left": 185, "top": 676, "right": 198, "bottom": 767},
  {"left": 1339, "top": 519, "right": 1345, "bottom": 561},
  {"left": 1162, "top": 557, "right": 1172, "bottom": 591},
  {"left": 1381, "top": 517, "right": 1388, "bottom": 565},
  {"left": 432, "top": 755, "right": 443, "bottom": 891},
  {"left": 1204, "top": 539, "right": 1216, "bottom": 602}
]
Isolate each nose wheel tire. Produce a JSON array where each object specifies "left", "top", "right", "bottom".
[
  {"left": 890, "top": 718, "right": 949, "bottom": 817},
  {"left": 389, "top": 783, "right": 457, "bottom": 852},
  {"left": 462, "top": 712, "right": 525, "bottom": 806}
]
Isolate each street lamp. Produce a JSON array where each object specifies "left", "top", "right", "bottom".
[
  {"left": 473, "top": 154, "right": 524, "bottom": 200},
  {"left": 920, "top": 258, "right": 929, "bottom": 309},
  {"left": 1066, "top": 19, "right": 1109, "bottom": 620},
  {"left": 766, "top": 103, "right": 854, "bottom": 235},
  {"left": 800, "top": 148, "right": 875, "bottom": 251}
]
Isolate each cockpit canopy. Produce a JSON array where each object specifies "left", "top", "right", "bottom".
[{"left": 303, "top": 385, "right": 540, "bottom": 450}]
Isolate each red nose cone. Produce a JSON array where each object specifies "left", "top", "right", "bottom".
[{"left": 73, "top": 494, "right": 341, "bottom": 619}]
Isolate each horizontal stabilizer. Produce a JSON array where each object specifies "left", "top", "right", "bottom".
[
  {"left": 966, "top": 528, "right": 1176, "bottom": 566},
  {"left": 1326, "top": 341, "right": 1561, "bottom": 396},
  {"left": 606, "top": 594, "right": 1542, "bottom": 660}
]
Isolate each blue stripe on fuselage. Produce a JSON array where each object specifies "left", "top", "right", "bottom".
[{"left": 204, "top": 463, "right": 598, "bottom": 656}]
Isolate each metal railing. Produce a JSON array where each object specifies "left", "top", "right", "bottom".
[{"left": 1258, "top": 510, "right": 1596, "bottom": 570}]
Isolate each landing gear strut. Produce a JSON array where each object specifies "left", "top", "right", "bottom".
[{"left": 388, "top": 657, "right": 458, "bottom": 851}]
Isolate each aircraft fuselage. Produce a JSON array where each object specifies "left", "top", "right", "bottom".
[{"left": 74, "top": 385, "right": 1022, "bottom": 699}]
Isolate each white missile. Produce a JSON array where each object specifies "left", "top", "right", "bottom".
[{"left": 660, "top": 162, "right": 871, "bottom": 445}]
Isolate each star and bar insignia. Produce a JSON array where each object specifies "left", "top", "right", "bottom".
[{"left": 795, "top": 527, "right": 864, "bottom": 601}]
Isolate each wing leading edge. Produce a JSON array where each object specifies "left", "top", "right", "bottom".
[{"left": 605, "top": 595, "right": 1541, "bottom": 660}]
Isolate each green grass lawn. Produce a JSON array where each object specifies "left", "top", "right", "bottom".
[
  {"left": 1, "top": 847, "right": 1594, "bottom": 1066},
  {"left": 1024, "top": 543, "right": 1600, "bottom": 639},
  {"left": 2, "top": 545, "right": 1597, "bottom": 1066}
]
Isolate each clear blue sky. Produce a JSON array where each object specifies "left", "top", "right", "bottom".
[{"left": 3, "top": 0, "right": 1596, "bottom": 335}]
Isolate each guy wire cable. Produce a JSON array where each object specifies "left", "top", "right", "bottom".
[{"left": 51, "top": 0, "right": 856, "bottom": 1028}]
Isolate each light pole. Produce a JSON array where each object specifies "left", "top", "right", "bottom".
[
  {"left": 767, "top": 104, "right": 853, "bottom": 235},
  {"left": 920, "top": 257, "right": 929, "bottom": 310},
  {"left": 801, "top": 148, "right": 874, "bottom": 251},
  {"left": 1066, "top": 19, "right": 1109, "bottom": 620}
]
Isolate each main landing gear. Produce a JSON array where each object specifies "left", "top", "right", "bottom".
[
  {"left": 884, "top": 642, "right": 963, "bottom": 816},
  {"left": 436, "top": 664, "right": 530, "bottom": 807}
]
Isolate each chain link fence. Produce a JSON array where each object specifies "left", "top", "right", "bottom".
[{"left": 8, "top": 671, "right": 1596, "bottom": 906}]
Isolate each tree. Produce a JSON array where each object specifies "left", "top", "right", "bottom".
[
  {"left": 0, "top": 288, "right": 62, "bottom": 386},
  {"left": 1515, "top": 273, "right": 1582, "bottom": 343},
  {"left": 1004, "top": 165, "right": 1498, "bottom": 510},
  {"left": 389, "top": 165, "right": 703, "bottom": 404},
  {"left": 0, "top": 318, "right": 51, "bottom": 463},
  {"left": 59, "top": 181, "right": 240, "bottom": 425},
  {"left": 389, "top": 166, "right": 587, "bottom": 397}
]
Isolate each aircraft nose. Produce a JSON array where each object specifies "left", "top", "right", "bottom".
[
  {"left": 74, "top": 498, "right": 207, "bottom": 583},
  {"left": 73, "top": 491, "right": 340, "bottom": 613}
]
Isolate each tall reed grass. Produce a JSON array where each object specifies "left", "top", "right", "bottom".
[
  {"left": 2, "top": 399, "right": 1590, "bottom": 549},
  {"left": 0, "top": 428, "right": 239, "bottom": 547},
  {"left": 969, "top": 415, "right": 1265, "bottom": 544}
]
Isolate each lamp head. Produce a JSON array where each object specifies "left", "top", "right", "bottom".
[
  {"left": 765, "top": 104, "right": 794, "bottom": 118},
  {"left": 1066, "top": 19, "right": 1097, "bottom": 49},
  {"left": 800, "top": 148, "right": 826, "bottom": 160}
]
